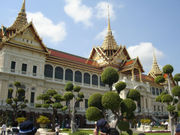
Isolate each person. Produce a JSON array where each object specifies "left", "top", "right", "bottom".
[
  {"left": 55, "top": 124, "right": 60, "bottom": 135},
  {"left": 1, "top": 124, "right": 6, "bottom": 135},
  {"left": 95, "top": 118, "right": 110, "bottom": 135},
  {"left": 18, "top": 120, "right": 37, "bottom": 135},
  {"left": 164, "top": 121, "right": 168, "bottom": 130}
]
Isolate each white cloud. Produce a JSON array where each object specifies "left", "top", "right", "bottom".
[
  {"left": 95, "top": 2, "right": 115, "bottom": 19},
  {"left": 64, "top": 0, "right": 92, "bottom": 26},
  {"left": 27, "top": 12, "right": 67, "bottom": 43},
  {"left": 127, "top": 42, "right": 164, "bottom": 72}
]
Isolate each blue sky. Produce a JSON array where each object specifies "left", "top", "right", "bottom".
[{"left": 1, "top": 0, "right": 180, "bottom": 74}]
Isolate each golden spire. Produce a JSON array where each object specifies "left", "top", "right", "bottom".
[
  {"left": 101, "top": 3, "right": 118, "bottom": 52},
  {"left": 148, "top": 51, "right": 162, "bottom": 77},
  {"left": 8, "top": 0, "right": 28, "bottom": 31}
]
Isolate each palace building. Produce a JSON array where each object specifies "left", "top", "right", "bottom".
[{"left": 0, "top": 0, "right": 168, "bottom": 127}]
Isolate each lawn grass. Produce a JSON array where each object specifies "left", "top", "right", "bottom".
[{"left": 61, "top": 129, "right": 171, "bottom": 135}]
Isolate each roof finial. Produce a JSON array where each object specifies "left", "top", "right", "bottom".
[
  {"left": 7, "top": 0, "right": 28, "bottom": 30},
  {"left": 148, "top": 50, "right": 162, "bottom": 78},
  {"left": 107, "top": 4, "right": 112, "bottom": 35},
  {"left": 21, "top": 0, "right": 26, "bottom": 13}
]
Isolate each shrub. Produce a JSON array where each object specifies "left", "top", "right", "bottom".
[
  {"left": 16, "top": 117, "right": 26, "bottom": 124},
  {"left": 174, "top": 73, "right": 180, "bottom": 82},
  {"left": 161, "top": 94, "right": 173, "bottom": 103},
  {"left": 102, "top": 92, "right": 122, "bottom": 111},
  {"left": 172, "top": 86, "right": 180, "bottom": 97},
  {"left": 127, "top": 89, "right": 140, "bottom": 101},
  {"left": 101, "top": 67, "right": 119, "bottom": 87},
  {"left": 36, "top": 115, "right": 50, "bottom": 124},
  {"left": 86, "top": 107, "right": 103, "bottom": 121},
  {"left": 155, "top": 76, "right": 165, "bottom": 84},
  {"left": 73, "top": 85, "right": 81, "bottom": 92},
  {"left": 156, "top": 96, "right": 162, "bottom": 102},
  {"left": 115, "top": 81, "right": 126, "bottom": 93},
  {"left": 88, "top": 93, "right": 103, "bottom": 109},
  {"left": 65, "top": 82, "right": 74, "bottom": 91},
  {"left": 140, "top": 119, "right": 151, "bottom": 125},
  {"left": 163, "top": 64, "right": 174, "bottom": 74},
  {"left": 167, "top": 105, "right": 176, "bottom": 112},
  {"left": 63, "top": 92, "right": 74, "bottom": 101},
  {"left": 121, "top": 98, "right": 136, "bottom": 113},
  {"left": 118, "top": 120, "right": 129, "bottom": 131}
]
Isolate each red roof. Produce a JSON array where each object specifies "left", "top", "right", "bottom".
[
  {"left": 48, "top": 48, "right": 99, "bottom": 67},
  {"left": 124, "top": 60, "right": 134, "bottom": 66}
]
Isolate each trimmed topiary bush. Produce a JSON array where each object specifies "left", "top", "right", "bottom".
[
  {"left": 121, "top": 98, "right": 136, "bottom": 113},
  {"left": 102, "top": 92, "right": 122, "bottom": 111},
  {"left": 155, "top": 76, "right": 165, "bottom": 84},
  {"left": 101, "top": 67, "right": 119, "bottom": 90},
  {"left": 16, "top": 117, "right": 26, "bottom": 124},
  {"left": 88, "top": 93, "right": 103, "bottom": 109},
  {"left": 156, "top": 96, "right": 162, "bottom": 102},
  {"left": 167, "top": 105, "right": 176, "bottom": 112},
  {"left": 174, "top": 73, "right": 180, "bottom": 82},
  {"left": 115, "top": 81, "right": 126, "bottom": 94},
  {"left": 127, "top": 89, "right": 140, "bottom": 101},
  {"left": 161, "top": 94, "right": 173, "bottom": 103},
  {"left": 172, "top": 86, "right": 180, "bottom": 97},
  {"left": 86, "top": 107, "right": 103, "bottom": 121},
  {"left": 74, "top": 85, "right": 81, "bottom": 92},
  {"left": 118, "top": 120, "right": 130, "bottom": 131},
  {"left": 163, "top": 64, "right": 174, "bottom": 74},
  {"left": 63, "top": 92, "right": 74, "bottom": 100},
  {"left": 65, "top": 82, "right": 74, "bottom": 91}
]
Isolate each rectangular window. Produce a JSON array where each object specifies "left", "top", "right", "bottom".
[
  {"left": 33, "top": 66, "right": 37, "bottom": 76},
  {"left": 11, "top": 61, "right": 16, "bottom": 72},
  {"left": 30, "top": 92, "right": 35, "bottom": 103},
  {"left": 85, "top": 99, "right": 88, "bottom": 108},
  {"left": 22, "top": 63, "right": 27, "bottom": 74}
]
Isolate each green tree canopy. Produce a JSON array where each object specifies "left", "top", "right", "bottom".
[
  {"left": 115, "top": 81, "right": 126, "bottom": 94},
  {"left": 86, "top": 107, "right": 103, "bottom": 121},
  {"left": 88, "top": 93, "right": 103, "bottom": 110},
  {"left": 163, "top": 64, "right": 174, "bottom": 74},
  {"left": 127, "top": 89, "right": 140, "bottom": 101},
  {"left": 102, "top": 92, "right": 122, "bottom": 111},
  {"left": 65, "top": 82, "right": 74, "bottom": 91},
  {"left": 155, "top": 76, "right": 165, "bottom": 84},
  {"left": 172, "top": 86, "right": 180, "bottom": 97},
  {"left": 101, "top": 67, "right": 119, "bottom": 90}
]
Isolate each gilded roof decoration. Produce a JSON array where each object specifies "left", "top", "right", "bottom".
[
  {"left": 148, "top": 52, "right": 162, "bottom": 78},
  {"left": 8, "top": 0, "right": 28, "bottom": 31}
]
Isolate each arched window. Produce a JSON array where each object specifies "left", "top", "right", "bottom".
[
  {"left": 160, "top": 89, "right": 162, "bottom": 94},
  {"left": 55, "top": 67, "right": 63, "bottom": 80},
  {"left": 100, "top": 77, "right": 105, "bottom": 87},
  {"left": 44, "top": 64, "right": 53, "bottom": 78},
  {"left": 152, "top": 87, "right": 155, "bottom": 95},
  {"left": 65, "top": 69, "right": 73, "bottom": 81},
  {"left": 75, "top": 71, "right": 82, "bottom": 83},
  {"left": 84, "top": 73, "right": 90, "bottom": 84},
  {"left": 156, "top": 88, "right": 159, "bottom": 95},
  {"left": 92, "top": 74, "right": 98, "bottom": 86}
]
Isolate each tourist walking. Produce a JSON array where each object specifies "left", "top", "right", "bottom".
[
  {"left": 55, "top": 124, "right": 60, "bottom": 135},
  {"left": 1, "top": 124, "right": 6, "bottom": 135}
]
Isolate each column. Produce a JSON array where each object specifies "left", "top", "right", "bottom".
[
  {"left": 139, "top": 68, "right": 142, "bottom": 82},
  {"left": 131, "top": 68, "right": 134, "bottom": 81}
]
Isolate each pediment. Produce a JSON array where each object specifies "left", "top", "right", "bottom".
[{"left": 6, "top": 22, "right": 48, "bottom": 54}]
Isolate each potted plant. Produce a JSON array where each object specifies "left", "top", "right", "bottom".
[{"left": 36, "top": 115, "right": 50, "bottom": 128}]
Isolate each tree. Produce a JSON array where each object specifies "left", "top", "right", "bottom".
[
  {"left": 155, "top": 64, "right": 180, "bottom": 135},
  {"left": 36, "top": 89, "right": 63, "bottom": 131},
  {"left": 101, "top": 67, "right": 119, "bottom": 90},
  {"left": 63, "top": 82, "right": 84, "bottom": 133},
  {"left": 6, "top": 82, "right": 28, "bottom": 123},
  {"left": 86, "top": 67, "right": 140, "bottom": 135}
]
